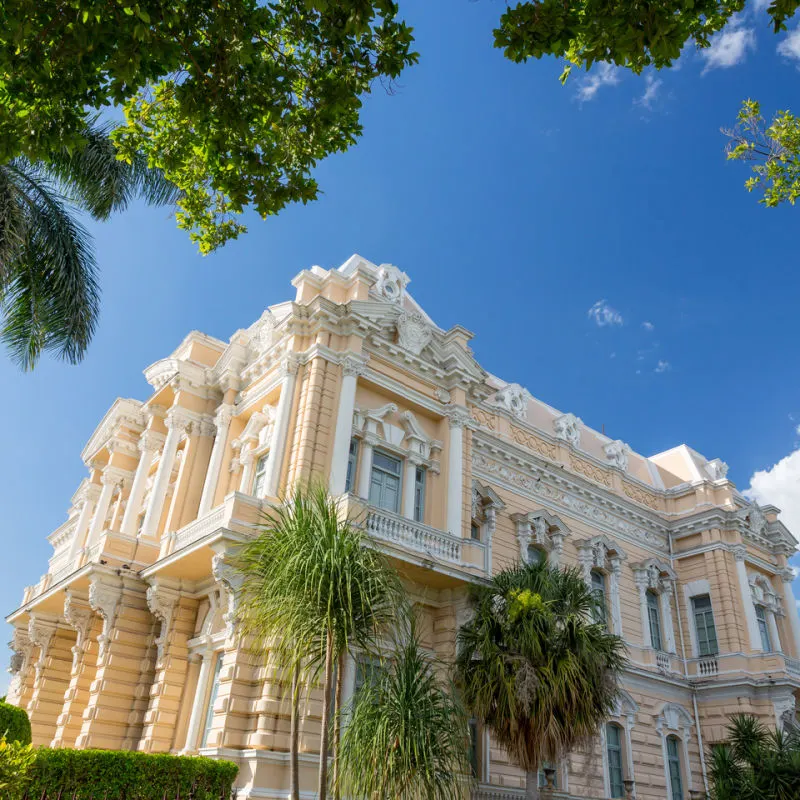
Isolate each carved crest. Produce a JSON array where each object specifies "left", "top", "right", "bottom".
[
  {"left": 604, "top": 440, "right": 630, "bottom": 471},
  {"left": 396, "top": 311, "right": 432, "bottom": 356},
  {"left": 554, "top": 413, "right": 582, "bottom": 447},
  {"left": 706, "top": 458, "right": 729, "bottom": 481},
  {"left": 491, "top": 384, "right": 529, "bottom": 420}
]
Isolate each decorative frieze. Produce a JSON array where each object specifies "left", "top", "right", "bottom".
[
  {"left": 510, "top": 426, "right": 558, "bottom": 460},
  {"left": 570, "top": 453, "right": 613, "bottom": 488}
]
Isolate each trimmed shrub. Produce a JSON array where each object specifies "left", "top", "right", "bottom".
[
  {"left": 26, "top": 749, "right": 238, "bottom": 799},
  {"left": 0, "top": 702, "right": 31, "bottom": 745}
]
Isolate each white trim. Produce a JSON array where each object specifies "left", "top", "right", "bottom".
[{"left": 683, "top": 580, "right": 711, "bottom": 658}]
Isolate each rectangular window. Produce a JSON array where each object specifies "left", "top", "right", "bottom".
[
  {"left": 471, "top": 522, "right": 482, "bottom": 541},
  {"left": 252, "top": 453, "right": 268, "bottom": 498},
  {"left": 647, "top": 590, "right": 663, "bottom": 651},
  {"left": 468, "top": 719, "right": 480, "bottom": 780},
  {"left": 538, "top": 761, "right": 559, "bottom": 789},
  {"left": 413, "top": 466, "right": 426, "bottom": 522},
  {"left": 200, "top": 654, "right": 223, "bottom": 749},
  {"left": 755, "top": 605, "right": 772, "bottom": 652},
  {"left": 345, "top": 438, "right": 359, "bottom": 493},
  {"left": 691, "top": 595, "right": 719, "bottom": 656},
  {"left": 606, "top": 723, "right": 625, "bottom": 798},
  {"left": 592, "top": 571, "right": 608, "bottom": 628},
  {"left": 667, "top": 735, "right": 684, "bottom": 800},
  {"left": 354, "top": 654, "right": 383, "bottom": 698},
  {"left": 368, "top": 451, "right": 402, "bottom": 514}
]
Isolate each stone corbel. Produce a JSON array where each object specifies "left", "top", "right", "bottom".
[
  {"left": 88, "top": 574, "right": 122, "bottom": 662},
  {"left": 28, "top": 615, "right": 58, "bottom": 683},
  {"left": 63, "top": 592, "right": 93, "bottom": 673},
  {"left": 212, "top": 552, "right": 244, "bottom": 639},
  {"left": 511, "top": 513, "right": 533, "bottom": 562},
  {"left": 146, "top": 580, "right": 181, "bottom": 665}
]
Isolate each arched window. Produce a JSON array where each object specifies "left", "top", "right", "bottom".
[
  {"left": 606, "top": 723, "right": 625, "bottom": 798},
  {"left": 592, "top": 570, "right": 608, "bottom": 627},
  {"left": 647, "top": 590, "right": 663, "bottom": 651},
  {"left": 666, "top": 735, "right": 684, "bottom": 800}
]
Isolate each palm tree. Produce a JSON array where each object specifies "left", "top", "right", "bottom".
[
  {"left": 709, "top": 713, "right": 800, "bottom": 799},
  {"left": 455, "top": 559, "right": 626, "bottom": 800},
  {"left": 234, "top": 483, "right": 405, "bottom": 800},
  {"left": 337, "top": 624, "right": 471, "bottom": 800},
  {"left": 0, "top": 120, "right": 179, "bottom": 369}
]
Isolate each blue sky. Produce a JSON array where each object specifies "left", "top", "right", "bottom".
[{"left": 2, "top": 0, "right": 800, "bottom": 686}]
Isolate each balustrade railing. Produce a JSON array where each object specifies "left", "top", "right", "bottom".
[
  {"left": 656, "top": 651, "right": 671, "bottom": 672},
  {"left": 365, "top": 507, "right": 463, "bottom": 565},
  {"left": 696, "top": 656, "right": 719, "bottom": 677}
]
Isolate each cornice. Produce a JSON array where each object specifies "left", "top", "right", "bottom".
[{"left": 81, "top": 398, "right": 146, "bottom": 464}]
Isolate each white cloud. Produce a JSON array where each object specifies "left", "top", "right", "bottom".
[
  {"left": 642, "top": 321, "right": 655, "bottom": 331},
  {"left": 655, "top": 360, "right": 671, "bottom": 373},
  {"left": 777, "top": 29, "right": 800, "bottom": 61},
  {"left": 577, "top": 64, "right": 621, "bottom": 101},
  {"left": 636, "top": 75, "right": 663, "bottom": 109},
  {"left": 701, "top": 21, "right": 756, "bottom": 72},
  {"left": 588, "top": 299, "right": 624, "bottom": 327},
  {"left": 746, "top": 447, "right": 800, "bottom": 537}
]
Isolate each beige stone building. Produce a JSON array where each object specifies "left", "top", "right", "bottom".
[{"left": 6, "top": 255, "right": 800, "bottom": 800}]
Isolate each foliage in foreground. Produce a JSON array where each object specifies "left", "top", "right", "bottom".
[
  {"left": 0, "top": 120, "right": 179, "bottom": 369},
  {"left": 14, "top": 748, "right": 237, "bottom": 800},
  {"left": 709, "top": 714, "right": 800, "bottom": 800},
  {"left": 724, "top": 100, "right": 800, "bottom": 209},
  {"left": 0, "top": 737, "right": 36, "bottom": 800},
  {"left": 234, "top": 483, "right": 406, "bottom": 800},
  {"left": 456, "top": 559, "right": 626, "bottom": 798},
  {"left": 0, "top": 1, "right": 417, "bottom": 253},
  {"left": 337, "top": 629, "right": 470, "bottom": 800},
  {"left": 0, "top": 702, "right": 31, "bottom": 745}
]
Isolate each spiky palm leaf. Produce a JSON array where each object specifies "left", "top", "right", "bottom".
[
  {"left": 455, "top": 559, "right": 627, "bottom": 800},
  {"left": 0, "top": 122, "right": 179, "bottom": 369},
  {"left": 233, "top": 483, "right": 406, "bottom": 800},
  {"left": 337, "top": 627, "right": 470, "bottom": 800}
]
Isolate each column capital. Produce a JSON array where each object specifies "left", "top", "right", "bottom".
[
  {"left": 166, "top": 406, "right": 195, "bottom": 433},
  {"left": 101, "top": 465, "right": 130, "bottom": 487},
  {"left": 341, "top": 354, "right": 369, "bottom": 378},
  {"left": 781, "top": 568, "right": 796, "bottom": 584},
  {"left": 444, "top": 404, "right": 475, "bottom": 429},
  {"left": 214, "top": 402, "right": 236, "bottom": 428},
  {"left": 280, "top": 355, "right": 300, "bottom": 378},
  {"left": 733, "top": 545, "right": 748, "bottom": 563},
  {"left": 199, "top": 416, "right": 217, "bottom": 438},
  {"left": 139, "top": 430, "right": 165, "bottom": 452},
  {"left": 75, "top": 480, "right": 102, "bottom": 505}
]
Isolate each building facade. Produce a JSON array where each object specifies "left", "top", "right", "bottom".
[{"left": 6, "top": 255, "right": 800, "bottom": 800}]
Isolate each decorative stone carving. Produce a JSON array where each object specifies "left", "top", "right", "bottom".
[
  {"left": 252, "top": 309, "right": 277, "bottom": 353},
  {"left": 444, "top": 404, "right": 475, "bottom": 430},
  {"left": 63, "top": 593, "right": 93, "bottom": 672},
  {"left": 512, "top": 510, "right": 570, "bottom": 564},
  {"left": 554, "top": 413, "right": 582, "bottom": 447},
  {"left": 341, "top": 354, "right": 368, "bottom": 378},
  {"left": 396, "top": 311, "right": 432, "bottom": 356},
  {"left": 88, "top": 576, "right": 121, "bottom": 661},
  {"left": 491, "top": 384, "right": 529, "bottom": 420},
  {"left": 146, "top": 582, "right": 180, "bottom": 665},
  {"left": 28, "top": 616, "right": 57, "bottom": 682},
  {"left": 745, "top": 503, "right": 767, "bottom": 537},
  {"left": 604, "top": 440, "right": 630, "bottom": 471},
  {"left": 655, "top": 702, "right": 694, "bottom": 736},
  {"left": 212, "top": 553, "right": 244, "bottom": 638},
  {"left": 6, "top": 629, "right": 33, "bottom": 704},
  {"left": 372, "top": 263, "right": 409, "bottom": 304},
  {"left": 435, "top": 388, "right": 451, "bottom": 404},
  {"left": 706, "top": 458, "right": 729, "bottom": 481}
]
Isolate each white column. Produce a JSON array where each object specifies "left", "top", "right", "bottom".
[
  {"left": 329, "top": 356, "right": 365, "bottom": 496},
  {"left": 734, "top": 546, "right": 762, "bottom": 651},
  {"left": 402, "top": 457, "right": 419, "bottom": 520},
  {"left": 182, "top": 649, "right": 213, "bottom": 753},
  {"left": 781, "top": 569, "right": 800, "bottom": 658},
  {"left": 85, "top": 468, "right": 125, "bottom": 549},
  {"left": 660, "top": 581, "right": 677, "bottom": 654},
  {"left": 356, "top": 436, "right": 375, "bottom": 501},
  {"left": 609, "top": 557, "right": 624, "bottom": 637},
  {"left": 548, "top": 532, "right": 564, "bottom": 567},
  {"left": 262, "top": 358, "right": 298, "bottom": 499},
  {"left": 120, "top": 430, "right": 162, "bottom": 536},
  {"left": 445, "top": 408, "right": 468, "bottom": 537},
  {"left": 634, "top": 574, "right": 652, "bottom": 649},
  {"left": 65, "top": 484, "right": 101, "bottom": 564},
  {"left": 199, "top": 404, "right": 234, "bottom": 515},
  {"left": 140, "top": 410, "right": 190, "bottom": 540}
]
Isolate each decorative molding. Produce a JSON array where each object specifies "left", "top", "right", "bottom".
[
  {"left": 490, "top": 384, "right": 529, "bottom": 421},
  {"left": 471, "top": 407, "right": 497, "bottom": 430},
  {"left": 146, "top": 581, "right": 181, "bottom": 665},
  {"left": 604, "top": 440, "right": 631, "bottom": 471},
  {"left": 341, "top": 354, "right": 369, "bottom": 378},
  {"left": 706, "top": 458, "right": 729, "bottom": 481},
  {"left": 570, "top": 453, "right": 613, "bottom": 488},
  {"left": 553, "top": 413, "right": 582, "bottom": 447},
  {"left": 396, "top": 311, "right": 432, "bottom": 356},
  {"left": 88, "top": 575, "right": 122, "bottom": 662},
  {"left": 63, "top": 593, "right": 93, "bottom": 672},
  {"left": 212, "top": 553, "right": 244, "bottom": 639},
  {"left": 510, "top": 426, "right": 558, "bottom": 460},
  {"left": 622, "top": 480, "right": 660, "bottom": 510}
]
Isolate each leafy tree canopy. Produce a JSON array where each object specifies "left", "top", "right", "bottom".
[
  {"left": 0, "top": 1, "right": 417, "bottom": 253},
  {"left": 494, "top": 0, "right": 794, "bottom": 81}
]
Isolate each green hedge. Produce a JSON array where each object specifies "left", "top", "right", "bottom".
[
  {"left": 26, "top": 749, "right": 238, "bottom": 799},
  {"left": 0, "top": 701, "right": 31, "bottom": 745}
]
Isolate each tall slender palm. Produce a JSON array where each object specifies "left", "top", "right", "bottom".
[
  {"left": 0, "top": 121, "right": 179, "bottom": 369},
  {"left": 455, "top": 559, "right": 626, "bottom": 800},
  {"left": 709, "top": 713, "right": 800, "bottom": 799},
  {"left": 234, "top": 483, "right": 405, "bottom": 800},
  {"left": 337, "top": 625, "right": 471, "bottom": 800}
]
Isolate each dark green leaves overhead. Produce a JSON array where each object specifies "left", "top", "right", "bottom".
[{"left": 0, "top": 1, "right": 418, "bottom": 253}]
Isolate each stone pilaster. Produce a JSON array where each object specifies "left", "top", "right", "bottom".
[
  {"left": 6, "top": 628, "right": 34, "bottom": 709},
  {"left": 139, "top": 585, "right": 196, "bottom": 752},
  {"left": 77, "top": 573, "right": 155, "bottom": 750},
  {"left": 26, "top": 615, "right": 73, "bottom": 745},
  {"left": 52, "top": 594, "right": 100, "bottom": 747}
]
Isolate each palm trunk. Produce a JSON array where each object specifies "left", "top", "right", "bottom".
[
  {"left": 331, "top": 651, "right": 345, "bottom": 800},
  {"left": 318, "top": 629, "right": 334, "bottom": 800},
  {"left": 290, "top": 664, "right": 300, "bottom": 800},
  {"left": 525, "top": 770, "right": 540, "bottom": 800}
]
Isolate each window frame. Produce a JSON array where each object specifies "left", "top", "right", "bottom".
[
  {"left": 199, "top": 652, "right": 224, "bottom": 749},
  {"left": 606, "top": 722, "right": 625, "bottom": 799},
  {"left": 368, "top": 450, "right": 403, "bottom": 514},
  {"left": 413, "top": 465, "right": 426, "bottom": 523},
  {"left": 691, "top": 594, "right": 719, "bottom": 657},
  {"left": 345, "top": 438, "right": 359, "bottom": 493},
  {"left": 252, "top": 452, "right": 269, "bottom": 498},
  {"left": 755, "top": 604, "right": 772, "bottom": 652},
  {"left": 647, "top": 589, "right": 663, "bottom": 652},
  {"left": 666, "top": 734, "right": 684, "bottom": 800}
]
